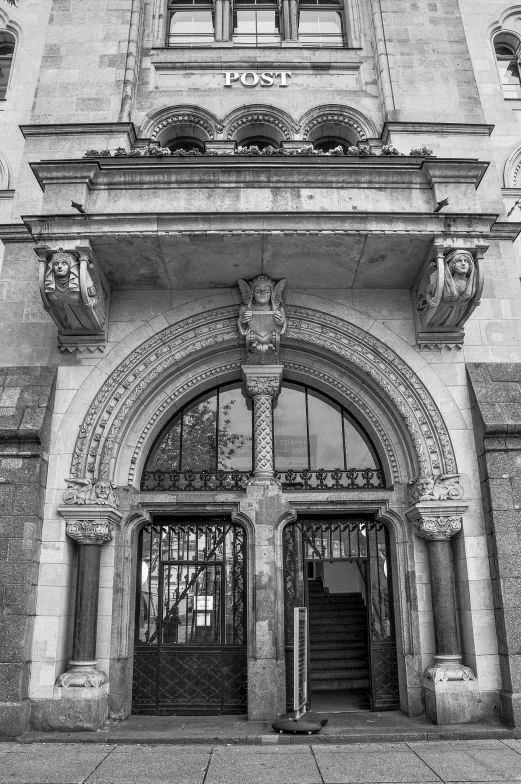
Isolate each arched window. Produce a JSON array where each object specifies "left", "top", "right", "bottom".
[
  {"left": 167, "top": 137, "right": 205, "bottom": 153},
  {"left": 0, "top": 31, "right": 15, "bottom": 101},
  {"left": 494, "top": 32, "right": 521, "bottom": 99},
  {"left": 142, "top": 380, "right": 384, "bottom": 490}
]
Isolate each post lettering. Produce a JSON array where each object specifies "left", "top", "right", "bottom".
[
  {"left": 241, "top": 71, "right": 260, "bottom": 87},
  {"left": 224, "top": 71, "right": 240, "bottom": 87},
  {"left": 260, "top": 71, "right": 274, "bottom": 87},
  {"left": 275, "top": 71, "right": 292, "bottom": 87}
]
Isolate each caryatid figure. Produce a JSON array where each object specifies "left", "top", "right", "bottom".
[{"left": 237, "top": 275, "right": 287, "bottom": 363}]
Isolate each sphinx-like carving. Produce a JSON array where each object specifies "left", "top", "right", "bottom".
[
  {"left": 409, "top": 473, "right": 464, "bottom": 505},
  {"left": 63, "top": 478, "right": 119, "bottom": 509},
  {"left": 413, "top": 246, "right": 483, "bottom": 349},
  {"left": 237, "top": 275, "right": 286, "bottom": 364},
  {"left": 37, "top": 246, "right": 108, "bottom": 353}
]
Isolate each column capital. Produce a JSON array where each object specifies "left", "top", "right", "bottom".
[
  {"left": 58, "top": 504, "right": 122, "bottom": 545},
  {"left": 406, "top": 502, "right": 468, "bottom": 541},
  {"left": 242, "top": 365, "right": 284, "bottom": 398}
]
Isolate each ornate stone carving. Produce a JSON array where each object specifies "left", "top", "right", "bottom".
[
  {"left": 36, "top": 243, "right": 110, "bottom": 353},
  {"left": 70, "top": 304, "right": 456, "bottom": 483},
  {"left": 424, "top": 655, "right": 476, "bottom": 683},
  {"left": 413, "top": 515, "right": 462, "bottom": 541},
  {"left": 409, "top": 473, "right": 463, "bottom": 505},
  {"left": 63, "top": 478, "right": 119, "bottom": 508},
  {"left": 243, "top": 365, "right": 283, "bottom": 484},
  {"left": 56, "top": 661, "right": 108, "bottom": 688},
  {"left": 413, "top": 243, "right": 484, "bottom": 350},
  {"left": 237, "top": 276, "right": 287, "bottom": 364},
  {"left": 65, "top": 519, "right": 113, "bottom": 545}
]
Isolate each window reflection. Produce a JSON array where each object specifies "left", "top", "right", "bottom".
[
  {"left": 169, "top": 10, "right": 214, "bottom": 45},
  {"left": 233, "top": 8, "right": 280, "bottom": 45},
  {"left": 298, "top": 10, "right": 344, "bottom": 46},
  {"left": 0, "top": 32, "right": 15, "bottom": 100}
]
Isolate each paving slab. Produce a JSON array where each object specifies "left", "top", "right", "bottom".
[
  {"left": 502, "top": 740, "right": 521, "bottom": 753},
  {"left": 85, "top": 745, "right": 212, "bottom": 784},
  {"left": 205, "top": 747, "right": 321, "bottom": 784},
  {"left": 0, "top": 744, "right": 111, "bottom": 784},
  {"left": 313, "top": 749, "right": 442, "bottom": 783},
  {"left": 410, "top": 747, "right": 521, "bottom": 782}
]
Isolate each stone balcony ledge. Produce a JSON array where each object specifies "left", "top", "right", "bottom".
[{"left": 28, "top": 156, "right": 488, "bottom": 217}]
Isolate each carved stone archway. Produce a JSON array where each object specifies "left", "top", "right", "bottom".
[{"left": 70, "top": 304, "right": 457, "bottom": 485}]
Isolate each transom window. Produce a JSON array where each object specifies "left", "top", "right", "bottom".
[
  {"left": 142, "top": 380, "right": 384, "bottom": 490},
  {"left": 298, "top": 0, "right": 344, "bottom": 47},
  {"left": 168, "top": 0, "right": 214, "bottom": 46}
]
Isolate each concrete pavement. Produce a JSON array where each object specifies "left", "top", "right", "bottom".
[{"left": 1, "top": 739, "right": 521, "bottom": 783}]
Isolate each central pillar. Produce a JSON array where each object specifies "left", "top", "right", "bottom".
[{"left": 243, "top": 365, "right": 283, "bottom": 484}]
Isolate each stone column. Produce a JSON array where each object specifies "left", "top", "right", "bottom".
[
  {"left": 222, "top": 0, "right": 232, "bottom": 41},
  {"left": 32, "top": 484, "right": 122, "bottom": 732},
  {"left": 242, "top": 365, "right": 283, "bottom": 484},
  {"left": 214, "top": 0, "right": 223, "bottom": 41},
  {"left": 406, "top": 499, "right": 481, "bottom": 724}
]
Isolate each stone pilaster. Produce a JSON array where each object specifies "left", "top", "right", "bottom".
[
  {"left": 31, "top": 493, "right": 122, "bottom": 732},
  {"left": 242, "top": 365, "right": 283, "bottom": 484},
  {"left": 407, "top": 500, "right": 481, "bottom": 724}
]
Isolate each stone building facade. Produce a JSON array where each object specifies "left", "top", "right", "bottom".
[{"left": 1, "top": 0, "right": 521, "bottom": 736}]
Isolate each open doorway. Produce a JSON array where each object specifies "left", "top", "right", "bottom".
[
  {"left": 284, "top": 517, "right": 399, "bottom": 713},
  {"left": 308, "top": 560, "right": 370, "bottom": 712}
]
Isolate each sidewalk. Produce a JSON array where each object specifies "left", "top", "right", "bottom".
[
  {"left": 16, "top": 712, "right": 520, "bottom": 746},
  {"left": 1, "top": 738, "right": 521, "bottom": 783}
]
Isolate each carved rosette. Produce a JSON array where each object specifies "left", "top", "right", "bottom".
[
  {"left": 243, "top": 365, "right": 283, "bottom": 484},
  {"left": 413, "top": 515, "right": 462, "bottom": 541},
  {"left": 412, "top": 239, "right": 486, "bottom": 350},
  {"left": 36, "top": 241, "right": 111, "bottom": 354}
]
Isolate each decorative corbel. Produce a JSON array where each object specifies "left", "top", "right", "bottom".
[
  {"left": 36, "top": 241, "right": 111, "bottom": 354},
  {"left": 412, "top": 238, "right": 486, "bottom": 350}
]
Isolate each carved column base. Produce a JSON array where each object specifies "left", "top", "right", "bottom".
[
  {"left": 424, "top": 655, "right": 476, "bottom": 683},
  {"left": 423, "top": 666, "right": 482, "bottom": 725},
  {"left": 56, "top": 661, "right": 108, "bottom": 688}
]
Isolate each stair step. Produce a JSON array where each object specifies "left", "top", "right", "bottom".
[
  {"left": 312, "top": 666, "right": 369, "bottom": 678},
  {"left": 310, "top": 659, "right": 368, "bottom": 671},
  {"left": 310, "top": 648, "right": 366, "bottom": 659},
  {"left": 309, "top": 621, "right": 366, "bottom": 630},
  {"left": 310, "top": 679, "right": 370, "bottom": 691}
]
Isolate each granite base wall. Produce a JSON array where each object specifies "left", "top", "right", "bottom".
[
  {"left": 0, "top": 366, "right": 56, "bottom": 736},
  {"left": 468, "top": 363, "right": 521, "bottom": 727}
]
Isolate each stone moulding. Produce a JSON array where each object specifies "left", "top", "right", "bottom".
[{"left": 68, "top": 305, "right": 457, "bottom": 485}]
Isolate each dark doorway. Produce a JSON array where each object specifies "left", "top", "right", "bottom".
[
  {"left": 133, "top": 519, "right": 247, "bottom": 715},
  {"left": 284, "top": 517, "right": 399, "bottom": 712}
]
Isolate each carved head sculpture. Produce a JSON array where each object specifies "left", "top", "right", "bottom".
[
  {"left": 252, "top": 275, "right": 274, "bottom": 308},
  {"left": 94, "top": 480, "right": 111, "bottom": 500},
  {"left": 44, "top": 249, "right": 81, "bottom": 293},
  {"left": 446, "top": 250, "right": 474, "bottom": 278}
]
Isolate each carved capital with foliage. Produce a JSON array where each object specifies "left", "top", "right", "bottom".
[
  {"left": 58, "top": 497, "right": 122, "bottom": 546},
  {"left": 413, "top": 514, "right": 462, "bottom": 541},
  {"left": 242, "top": 365, "right": 284, "bottom": 399},
  {"left": 65, "top": 520, "right": 112, "bottom": 545}
]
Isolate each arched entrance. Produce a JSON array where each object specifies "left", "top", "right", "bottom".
[
  {"left": 283, "top": 517, "right": 399, "bottom": 713},
  {"left": 133, "top": 518, "right": 247, "bottom": 714}
]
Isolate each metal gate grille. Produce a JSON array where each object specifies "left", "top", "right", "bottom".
[
  {"left": 283, "top": 519, "right": 400, "bottom": 711},
  {"left": 133, "top": 520, "right": 247, "bottom": 714}
]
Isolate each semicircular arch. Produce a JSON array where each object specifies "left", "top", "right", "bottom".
[
  {"left": 222, "top": 104, "right": 297, "bottom": 141},
  {"left": 69, "top": 305, "right": 457, "bottom": 488},
  {"left": 139, "top": 105, "right": 223, "bottom": 143},
  {"left": 298, "top": 104, "right": 378, "bottom": 143}
]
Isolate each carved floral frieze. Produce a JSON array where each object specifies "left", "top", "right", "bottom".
[
  {"left": 36, "top": 243, "right": 110, "bottom": 354},
  {"left": 412, "top": 240, "right": 486, "bottom": 350}
]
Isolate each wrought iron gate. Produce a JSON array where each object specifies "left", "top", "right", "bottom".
[
  {"left": 133, "top": 520, "right": 247, "bottom": 714},
  {"left": 283, "top": 519, "right": 400, "bottom": 711}
]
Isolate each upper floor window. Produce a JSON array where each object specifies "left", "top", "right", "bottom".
[
  {"left": 165, "top": 0, "right": 347, "bottom": 47},
  {"left": 0, "top": 31, "right": 15, "bottom": 100},
  {"left": 233, "top": 0, "right": 280, "bottom": 46},
  {"left": 494, "top": 32, "right": 521, "bottom": 99},
  {"left": 298, "top": 0, "right": 344, "bottom": 47},
  {"left": 168, "top": 0, "right": 214, "bottom": 46}
]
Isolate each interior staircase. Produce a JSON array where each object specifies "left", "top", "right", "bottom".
[{"left": 308, "top": 579, "right": 370, "bottom": 694}]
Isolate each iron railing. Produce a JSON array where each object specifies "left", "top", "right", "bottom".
[{"left": 141, "top": 467, "right": 384, "bottom": 491}]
